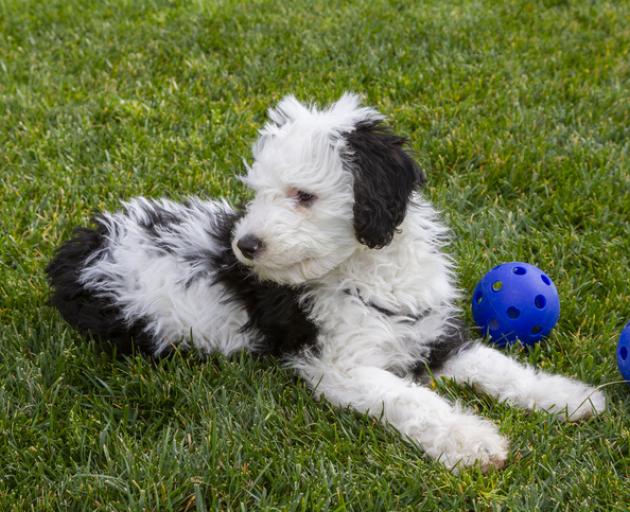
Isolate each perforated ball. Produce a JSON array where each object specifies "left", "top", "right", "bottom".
[
  {"left": 617, "top": 321, "right": 630, "bottom": 384},
  {"left": 471, "top": 262, "right": 560, "bottom": 347}
]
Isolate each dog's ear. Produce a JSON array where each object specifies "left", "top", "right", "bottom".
[
  {"left": 267, "top": 95, "right": 311, "bottom": 128},
  {"left": 343, "top": 121, "right": 426, "bottom": 249},
  {"left": 254, "top": 95, "right": 312, "bottom": 158}
]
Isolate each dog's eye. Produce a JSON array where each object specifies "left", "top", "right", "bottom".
[{"left": 293, "top": 189, "right": 316, "bottom": 206}]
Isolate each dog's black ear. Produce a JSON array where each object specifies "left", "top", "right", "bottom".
[{"left": 343, "top": 121, "right": 426, "bottom": 249}]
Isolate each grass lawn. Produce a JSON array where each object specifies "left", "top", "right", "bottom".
[{"left": 1, "top": 0, "right": 629, "bottom": 509}]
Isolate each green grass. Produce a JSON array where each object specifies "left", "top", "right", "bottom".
[{"left": 1, "top": 0, "right": 629, "bottom": 509}]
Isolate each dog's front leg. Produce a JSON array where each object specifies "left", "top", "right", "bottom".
[
  {"left": 436, "top": 342, "right": 606, "bottom": 421},
  {"left": 293, "top": 360, "right": 509, "bottom": 472}
]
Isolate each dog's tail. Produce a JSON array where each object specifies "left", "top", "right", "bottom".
[{"left": 46, "top": 219, "right": 153, "bottom": 357}]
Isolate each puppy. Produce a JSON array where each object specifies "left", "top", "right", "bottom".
[{"left": 47, "top": 93, "right": 606, "bottom": 472}]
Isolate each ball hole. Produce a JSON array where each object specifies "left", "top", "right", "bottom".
[
  {"left": 621, "top": 347, "right": 628, "bottom": 361},
  {"left": 513, "top": 266, "right": 527, "bottom": 275},
  {"left": 531, "top": 325, "right": 542, "bottom": 334},
  {"left": 534, "top": 295, "right": 546, "bottom": 309},
  {"left": 507, "top": 306, "right": 520, "bottom": 319},
  {"left": 489, "top": 319, "right": 500, "bottom": 331},
  {"left": 474, "top": 291, "right": 483, "bottom": 304},
  {"left": 492, "top": 281, "right": 503, "bottom": 292},
  {"left": 541, "top": 274, "right": 551, "bottom": 286}
]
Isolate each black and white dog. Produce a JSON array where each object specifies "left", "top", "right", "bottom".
[{"left": 47, "top": 94, "right": 605, "bottom": 472}]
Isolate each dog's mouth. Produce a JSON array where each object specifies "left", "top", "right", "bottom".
[
  {"left": 236, "top": 251, "right": 330, "bottom": 285},
  {"left": 251, "top": 257, "right": 318, "bottom": 281},
  {"left": 232, "top": 238, "right": 313, "bottom": 270},
  {"left": 231, "top": 234, "right": 356, "bottom": 284}
]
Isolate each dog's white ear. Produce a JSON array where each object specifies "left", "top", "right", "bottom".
[
  {"left": 329, "top": 92, "right": 384, "bottom": 127},
  {"left": 329, "top": 92, "right": 362, "bottom": 115},
  {"left": 267, "top": 95, "right": 311, "bottom": 127},
  {"left": 254, "top": 95, "right": 311, "bottom": 158}
]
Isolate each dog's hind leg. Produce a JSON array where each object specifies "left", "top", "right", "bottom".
[
  {"left": 436, "top": 342, "right": 606, "bottom": 421},
  {"left": 292, "top": 358, "right": 509, "bottom": 472}
]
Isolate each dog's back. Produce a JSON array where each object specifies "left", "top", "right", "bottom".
[{"left": 46, "top": 197, "right": 318, "bottom": 358}]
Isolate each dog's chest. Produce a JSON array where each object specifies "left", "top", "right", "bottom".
[{"left": 303, "top": 283, "right": 453, "bottom": 372}]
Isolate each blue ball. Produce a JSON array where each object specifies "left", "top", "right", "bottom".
[
  {"left": 471, "top": 262, "right": 560, "bottom": 347},
  {"left": 617, "top": 321, "right": 630, "bottom": 384}
]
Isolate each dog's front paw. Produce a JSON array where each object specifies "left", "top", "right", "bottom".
[
  {"left": 534, "top": 376, "right": 606, "bottom": 421},
  {"left": 411, "top": 414, "right": 510, "bottom": 473},
  {"left": 562, "top": 387, "right": 606, "bottom": 422}
]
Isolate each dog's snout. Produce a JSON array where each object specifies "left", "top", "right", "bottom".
[{"left": 237, "top": 234, "right": 264, "bottom": 260}]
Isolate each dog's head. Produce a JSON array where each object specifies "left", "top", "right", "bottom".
[{"left": 232, "top": 93, "right": 425, "bottom": 284}]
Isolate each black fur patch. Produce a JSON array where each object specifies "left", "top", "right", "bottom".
[
  {"left": 46, "top": 218, "right": 155, "bottom": 356},
  {"left": 412, "top": 318, "right": 473, "bottom": 378},
  {"left": 208, "top": 211, "right": 319, "bottom": 356},
  {"left": 137, "top": 201, "right": 183, "bottom": 254},
  {"left": 343, "top": 120, "right": 426, "bottom": 249}
]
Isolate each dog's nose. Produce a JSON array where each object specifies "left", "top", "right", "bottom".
[{"left": 236, "top": 234, "right": 264, "bottom": 260}]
